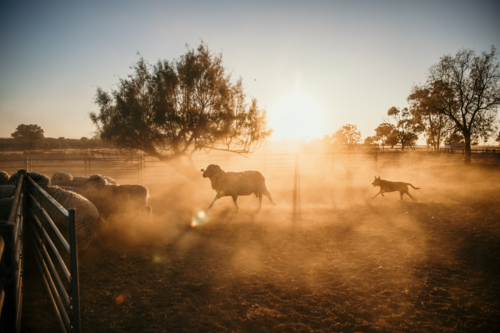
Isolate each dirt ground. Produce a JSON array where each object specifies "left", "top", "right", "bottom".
[{"left": 20, "top": 164, "right": 500, "bottom": 332}]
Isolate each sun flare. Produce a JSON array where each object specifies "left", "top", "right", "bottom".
[{"left": 269, "top": 93, "right": 324, "bottom": 141}]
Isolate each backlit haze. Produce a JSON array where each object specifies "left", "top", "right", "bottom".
[{"left": 1, "top": 0, "right": 499, "bottom": 142}]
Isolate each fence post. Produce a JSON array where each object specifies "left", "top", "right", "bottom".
[{"left": 68, "top": 208, "right": 81, "bottom": 333}]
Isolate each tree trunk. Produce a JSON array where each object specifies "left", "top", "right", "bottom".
[
  {"left": 158, "top": 155, "right": 204, "bottom": 182},
  {"left": 464, "top": 134, "right": 471, "bottom": 164},
  {"left": 401, "top": 142, "right": 405, "bottom": 151}
]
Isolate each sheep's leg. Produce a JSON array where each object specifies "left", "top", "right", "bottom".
[
  {"left": 144, "top": 205, "right": 153, "bottom": 222},
  {"left": 78, "top": 231, "right": 97, "bottom": 252},
  {"left": 100, "top": 214, "right": 109, "bottom": 228},
  {"left": 207, "top": 193, "right": 223, "bottom": 210},
  {"left": 262, "top": 189, "right": 277, "bottom": 206},
  {"left": 232, "top": 195, "right": 240, "bottom": 212},
  {"left": 257, "top": 193, "right": 263, "bottom": 211}
]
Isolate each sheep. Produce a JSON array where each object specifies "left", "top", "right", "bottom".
[
  {"left": 0, "top": 197, "right": 14, "bottom": 221},
  {"left": 77, "top": 174, "right": 152, "bottom": 227},
  {"left": 0, "top": 185, "right": 16, "bottom": 199},
  {"left": 9, "top": 171, "right": 99, "bottom": 251},
  {"left": 201, "top": 164, "right": 277, "bottom": 212},
  {"left": 51, "top": 171, "right": 117, "bottom": 187},
  {"left": 0, "top": 171, "right": 9, "bottom": 185}
]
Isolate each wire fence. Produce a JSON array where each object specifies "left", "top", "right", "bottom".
[{"left": 1, "top": 150, "right": 499, "bottom": 185}]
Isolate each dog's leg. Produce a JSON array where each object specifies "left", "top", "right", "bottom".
[
  {"left": 262, "top": 189, "right": 277, "bottom": 206},
  {"left": 232, "top": 195, "right": 240, "bottom": 212},
  {"left": 406, "top": 191, "right": 414, "bottom": 200},
  {"left": 257, "top": 193, "right": 263, "bottom": 211},
  {"left": 372, "top": 190, "right": 382, "bottom": 199}
]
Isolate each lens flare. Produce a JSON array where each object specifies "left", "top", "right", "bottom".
[{"left": 191, "top": 209, "right": 210, "bottom": 227}]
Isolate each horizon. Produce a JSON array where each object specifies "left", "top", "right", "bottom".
[{"left": 1, "top": 1, "right": 499, "bottom": 144}]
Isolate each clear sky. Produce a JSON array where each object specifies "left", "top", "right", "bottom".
[{"left": 1, "top": 0, "right": 499, "bottom": 142}]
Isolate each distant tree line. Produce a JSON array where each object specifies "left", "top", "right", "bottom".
[{"left": 0, "top": 124, "right": 110, "bottom": 152}]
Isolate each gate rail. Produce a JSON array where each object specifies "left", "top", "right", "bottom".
[
  {"left": 0, "top": 170, "right": 26, "bottom": 332},
  {"left": 0, "top": 170, "right": 81, "bottom": 333}
]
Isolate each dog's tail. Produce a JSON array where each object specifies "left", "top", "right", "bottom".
[{"left": 407, "top": 183, "right": 420, "bottom": 190}]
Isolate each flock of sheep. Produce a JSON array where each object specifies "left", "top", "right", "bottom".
[
  {"left": 0, "top": 170, "right": 152, "bottom": 252},
  {"left": 1, "top": 163, "right": 281, "bottom": 251}
]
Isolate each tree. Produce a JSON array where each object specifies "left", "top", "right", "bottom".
[
  {"left": 408, "top": 81, "right": 455, "bottom": 150},
  {"left": 420, "top": 46, "right": 500, "bottom": 163},
  {"left": 446, "top": 132, "right": 465, "bottom": 145},
  {"left": 11, "top": 124, "right": 45, "bottom": 150},
  {"left": 91, "top": 43, "right": 271, "bottom": 180},
  {"left": 363, "top": 136, "right": 377, "bottom": 148},
  {"left": 331, "top": 124, "right": 361, "bottom": 149},
  {"left": 386, "top": 107, "right": 423, "bottom": 150},
  {"left": 374, "top": 123, "right": 395, "bottom": 149}
]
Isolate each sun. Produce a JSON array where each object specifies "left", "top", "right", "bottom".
[{"left": 268, "top": 93, "right": 324, "bottom": 141}]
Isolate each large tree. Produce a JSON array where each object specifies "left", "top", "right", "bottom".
[
  {"left": 419, "top": 46, "right": 500, "bottom": 163},
  {"left": 91, "top": 43, "right": 272, "bottom": 180},
  {"left": 374, "top": 123, "right": 395, "bottom": 150},
  {"left": 408, "top": 81, "right": 455, "bottom": 150},
  {"left": 386, "top": 107, "right": 423, "bottom": 150},
  {"left": 11, "top": 124, "right": 45, "bottom": 150},
  {"left": 331, "top": 124, "right": 361, "bottom": 149}
]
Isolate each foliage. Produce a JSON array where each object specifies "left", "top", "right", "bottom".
[
  {"left": 408, "top": 81, "right": 455, "bottom": 150},
  {"left": 330, "top": 124, "right": 361, "bottom": 149},
  {"left": 11, "top": 124, "right": 45, "bottom": 150},
  {"left": 363, "top": 136, "right": 378, "bottom": 148},
  {"left": 91, "top": 43, "right": 272, "bottom": 180},
  {"left": 421, "top": 46, "right": 500, "bottom": 163},
  {"left": 386, "top": 107, "right": 423, "bottom": 150},
  {"left": 446, "top": 132, "right": 465, "bottom": 145},
  {"left": 374, "top": 123, "right": 395, "bottom": 148}
]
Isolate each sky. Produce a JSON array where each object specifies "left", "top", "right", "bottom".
[{"left": 1, "top": 0, "right": 499, "bottom": 142}]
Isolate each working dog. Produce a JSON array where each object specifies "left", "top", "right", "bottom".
[{"left": 371, "top": 176, "right": 420, "bottom": 201}]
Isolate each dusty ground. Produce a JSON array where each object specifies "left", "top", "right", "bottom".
[{"left": 20, "top": 164, "right": 500, "bottom": 332}]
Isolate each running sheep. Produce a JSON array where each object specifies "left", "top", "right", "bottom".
[
  {"left": 76, "top": 174, "right": 152, "bottom": 227},
  {"left": 201, "top": 164, "right": 277, "bottom": 212},
  {"left": 9, "top": 171, "right": 100, "bottom": 251}
]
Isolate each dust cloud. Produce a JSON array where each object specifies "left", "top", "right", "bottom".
[{"left": 19, "top": 154, "right": 500, "bottom": 332}]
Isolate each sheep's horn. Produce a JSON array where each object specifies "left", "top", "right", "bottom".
[{"left": 200, "top": 169, "right": 205, "bottom": 172}]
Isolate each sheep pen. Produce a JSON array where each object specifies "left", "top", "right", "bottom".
[
  {"left": 10, "top": 163, "right": 500, "bottom": 332},
  {"left": 10, "top": 171, "right": 100, "bottom": 251}
]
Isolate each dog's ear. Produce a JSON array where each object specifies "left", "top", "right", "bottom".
[
  {"left": 377, "top": 176, "right": 380, "bottom": 180},
  {"left": 374, "top": 176, "right": 377, "bottom": 179}
]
